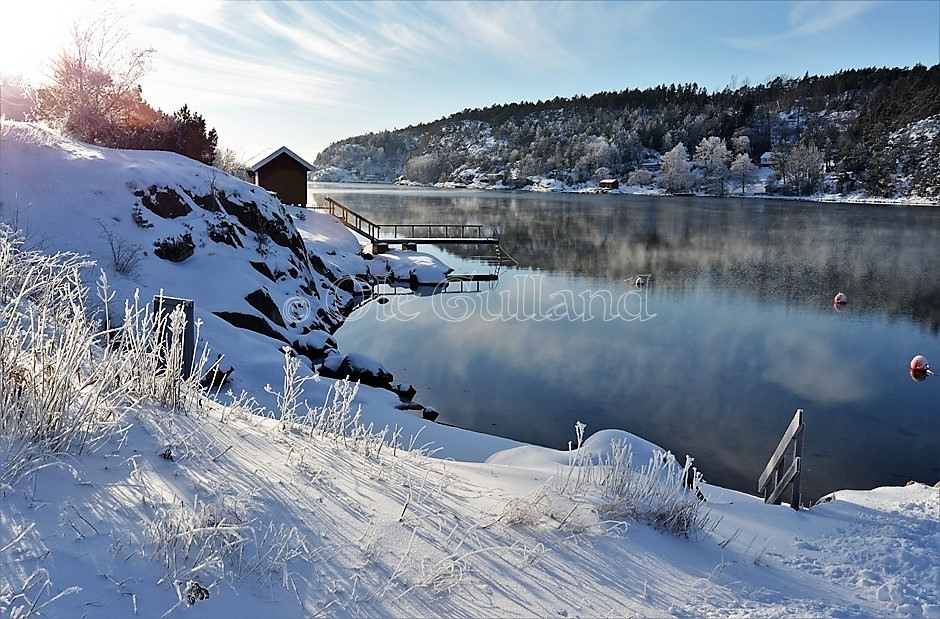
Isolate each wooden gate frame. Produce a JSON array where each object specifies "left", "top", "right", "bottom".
[{"left": 758, "top": 408, "right": 804, "bottom": 509}]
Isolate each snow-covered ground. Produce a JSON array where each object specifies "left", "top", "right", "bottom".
[{"left": 1, "top": 121, "right": 938, "bottom": 617}]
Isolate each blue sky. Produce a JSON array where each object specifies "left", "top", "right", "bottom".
[{"left": 2, "top": 1, "right": 938, "bottom": 164}]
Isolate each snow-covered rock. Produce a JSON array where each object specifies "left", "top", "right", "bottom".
[
  {"left": 0, "top": 120, "right": 364, "bottom": 403},
  {"left": 370, "top": 249, "right": 453, "bottom": 285},
  {"left": 2, "top": 120, "right": 936, "bottom": 619},
  {"left": 319, "top": 351, "right": 394, "bottom": 388}
]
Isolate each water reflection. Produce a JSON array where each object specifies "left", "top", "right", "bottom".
[{"left": 313, "top": 184, "right": 940, "bottom": 501}]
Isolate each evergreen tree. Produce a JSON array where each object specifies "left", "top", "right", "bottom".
[{"left": 311, "top": 65, "right": 939, "bottom": 199}]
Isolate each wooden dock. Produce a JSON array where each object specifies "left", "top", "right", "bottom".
[{"left": 315, "top": 197, "right": 499, "bottom": 247}]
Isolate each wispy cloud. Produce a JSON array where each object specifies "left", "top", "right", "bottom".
[
  {"left": 132, "top": 0, "right": 677, "bottom": 114},
  {"left": 721, "top": 0, "right": 880, "bottom": 51},
  {"left": 435, "top": 1, "right": 581, "bottom": 69},
  {"left": 252, "top": 4, "right": 389, "bottom": 73},
  {"left": 785, "top": 1, "right": 878, "bottom": 37},
  {"left": 136, "top": 3, "right": 362, "bottom": 110}
]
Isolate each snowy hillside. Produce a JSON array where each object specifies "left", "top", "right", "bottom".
[
  {"left": 314, "top": 65, "right": 940, "bottom": 203},
  {"left": 1, "top": 122, "right": 938, "bottom": 618},
  {"left": 0, "top": 121, "right": 375, "bottom": 410}
]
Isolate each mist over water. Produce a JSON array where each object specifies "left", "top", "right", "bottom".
[{"left": 314, "top": 183, "right": 940, "bottom": 501}]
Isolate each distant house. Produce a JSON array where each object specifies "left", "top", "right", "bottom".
[
  {"left": 599, "top": 179, "right": 619, "bottom": 190},
  {"left": 246, "top": 146, "right": 315, "bottom": 206},
  {"left": 760, "top": 152, "right": 775, "bottom": 167}
]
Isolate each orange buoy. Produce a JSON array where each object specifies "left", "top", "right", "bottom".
[
  {"left": 834, "top": 292, "right": 847, "bottom": 305},
  {"left": 910, "top": 355, "right": 929, "bottom": 371}
]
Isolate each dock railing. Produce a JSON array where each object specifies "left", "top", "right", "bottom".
[
  {"left": 314, "top": 198, "right": 497, "bottom": 244},
  {"left": 317, "top": 197, "right": 382, "bottom": 241},
  {"left": 382, "top": 223, "right": 488, "bottom": 241},
  {"left": 757, "top": 408, "right": 804, "bottom": 509}
]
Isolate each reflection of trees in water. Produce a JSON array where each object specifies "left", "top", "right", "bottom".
[{"left": 311, "top": 188, "right": 940, "bottom": 334}]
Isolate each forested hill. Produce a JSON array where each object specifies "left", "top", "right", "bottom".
[{"left": 314, "top": 65, "right": 940, "bottom": 200}]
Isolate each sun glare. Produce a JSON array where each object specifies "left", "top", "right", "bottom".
[{"left": 0, "top": 2, "right": 75, "bottom": 82}]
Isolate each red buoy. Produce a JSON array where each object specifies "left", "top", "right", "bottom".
[
  {"left": 910, "top": 355, "right": 929, "bottom": 371},
  {"left": 834, "top": 292, "right": 847, "bottom": 305}
]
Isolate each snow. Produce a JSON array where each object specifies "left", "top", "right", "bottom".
[
  {"left": 1, "top": 120, "right": 938, "bottom": 617},
  {"left": 341, "top": 351, "right": 389, "bottom": 376},
  {"left": 290, "top": 206, "right": 371, "bottom": 281},
  {"left": 310, "top": 166, "right": 357, "bottom": 183},
  {"left": 383, "top": 148, "right": 939, "bottom": 205},
  {"left": 369, "top": 249, "right": 454, "bottom": 285}
]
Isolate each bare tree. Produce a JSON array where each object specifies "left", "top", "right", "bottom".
[
  {"left": 96, "top": 219, "right": 143, "bottom": 276},
  {"left": 403, "top": 154, "right": 447, "bottom": 184},
  {"left": 33, "top": 7, "right": 153, "bottom": 146},
  {"left": 213, "top": 146, "right": 248, "bottom": 179},
  {"left": 788, "top": 142, "right": 825, "bottom": 195}
]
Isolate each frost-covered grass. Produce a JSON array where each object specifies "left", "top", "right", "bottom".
[
  {"left": 0, "top": 226, "right": 712, "bottom": 615},
  {"left": 0, "top": 227, "right": 318, "bottom": 614},
  {"left": 0, "top": 227, "right": 132, "bottom": 487},
  {"left": 0, "top": 227, "right": 507, "bottom": 614},
  {"left": 0, "top": 222, "right": 221, "bottom": 478},
  {"left": 2, "top": 124, "right": 937, "bottom": 617},
  {"left": 502, "top": 422, "right": 710, "bottom": 537}
]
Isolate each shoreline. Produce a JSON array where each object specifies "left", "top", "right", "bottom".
[
  {"left": 313, "top": 179, "right": 940, "bottom": 208},
  {"left": 310, "top": 189, "right": 939, "bottom": 501}
]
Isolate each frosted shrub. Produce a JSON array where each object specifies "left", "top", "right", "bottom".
[
  {"left": 144, "top": 495, "right": 312, "bottom": 609},
  {"left": 504, "top": 422, "right": 710, "bottom": 537},
  {"left": 306, "top": 378, "right": 400, "bottom": 460},
  {"left": 594, "top": 445, "right": 709, "bottom": 537},
  {"left": 307, "top": 378, "right": 361, "bottom": 437},
  {"left": 97, "top": 277, "right": 212, "bottom": 412},
  {"left": 264, "top": 348, "right": 318, "bottom": 431},
  {"left": 0, "top": 227, "right": 210, "bottom": 491},
  {"left": 0, "top": 228, "right": 135, "bottom": 489},
  {"left": 264, "top": 350, "right": 394, "bottom": 458}
]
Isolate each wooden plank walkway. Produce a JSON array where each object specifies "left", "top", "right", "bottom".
[{"left": 315, "top": 198, "right": 499, "bottom": 246}]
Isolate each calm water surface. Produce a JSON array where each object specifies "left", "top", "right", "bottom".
[{"left": 311, "top": 183, "right": 939, "bottom": 502}]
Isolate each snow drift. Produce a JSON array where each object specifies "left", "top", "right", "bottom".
[{"left": 0, "top": 121, "right": 937, "bottom": 618}]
